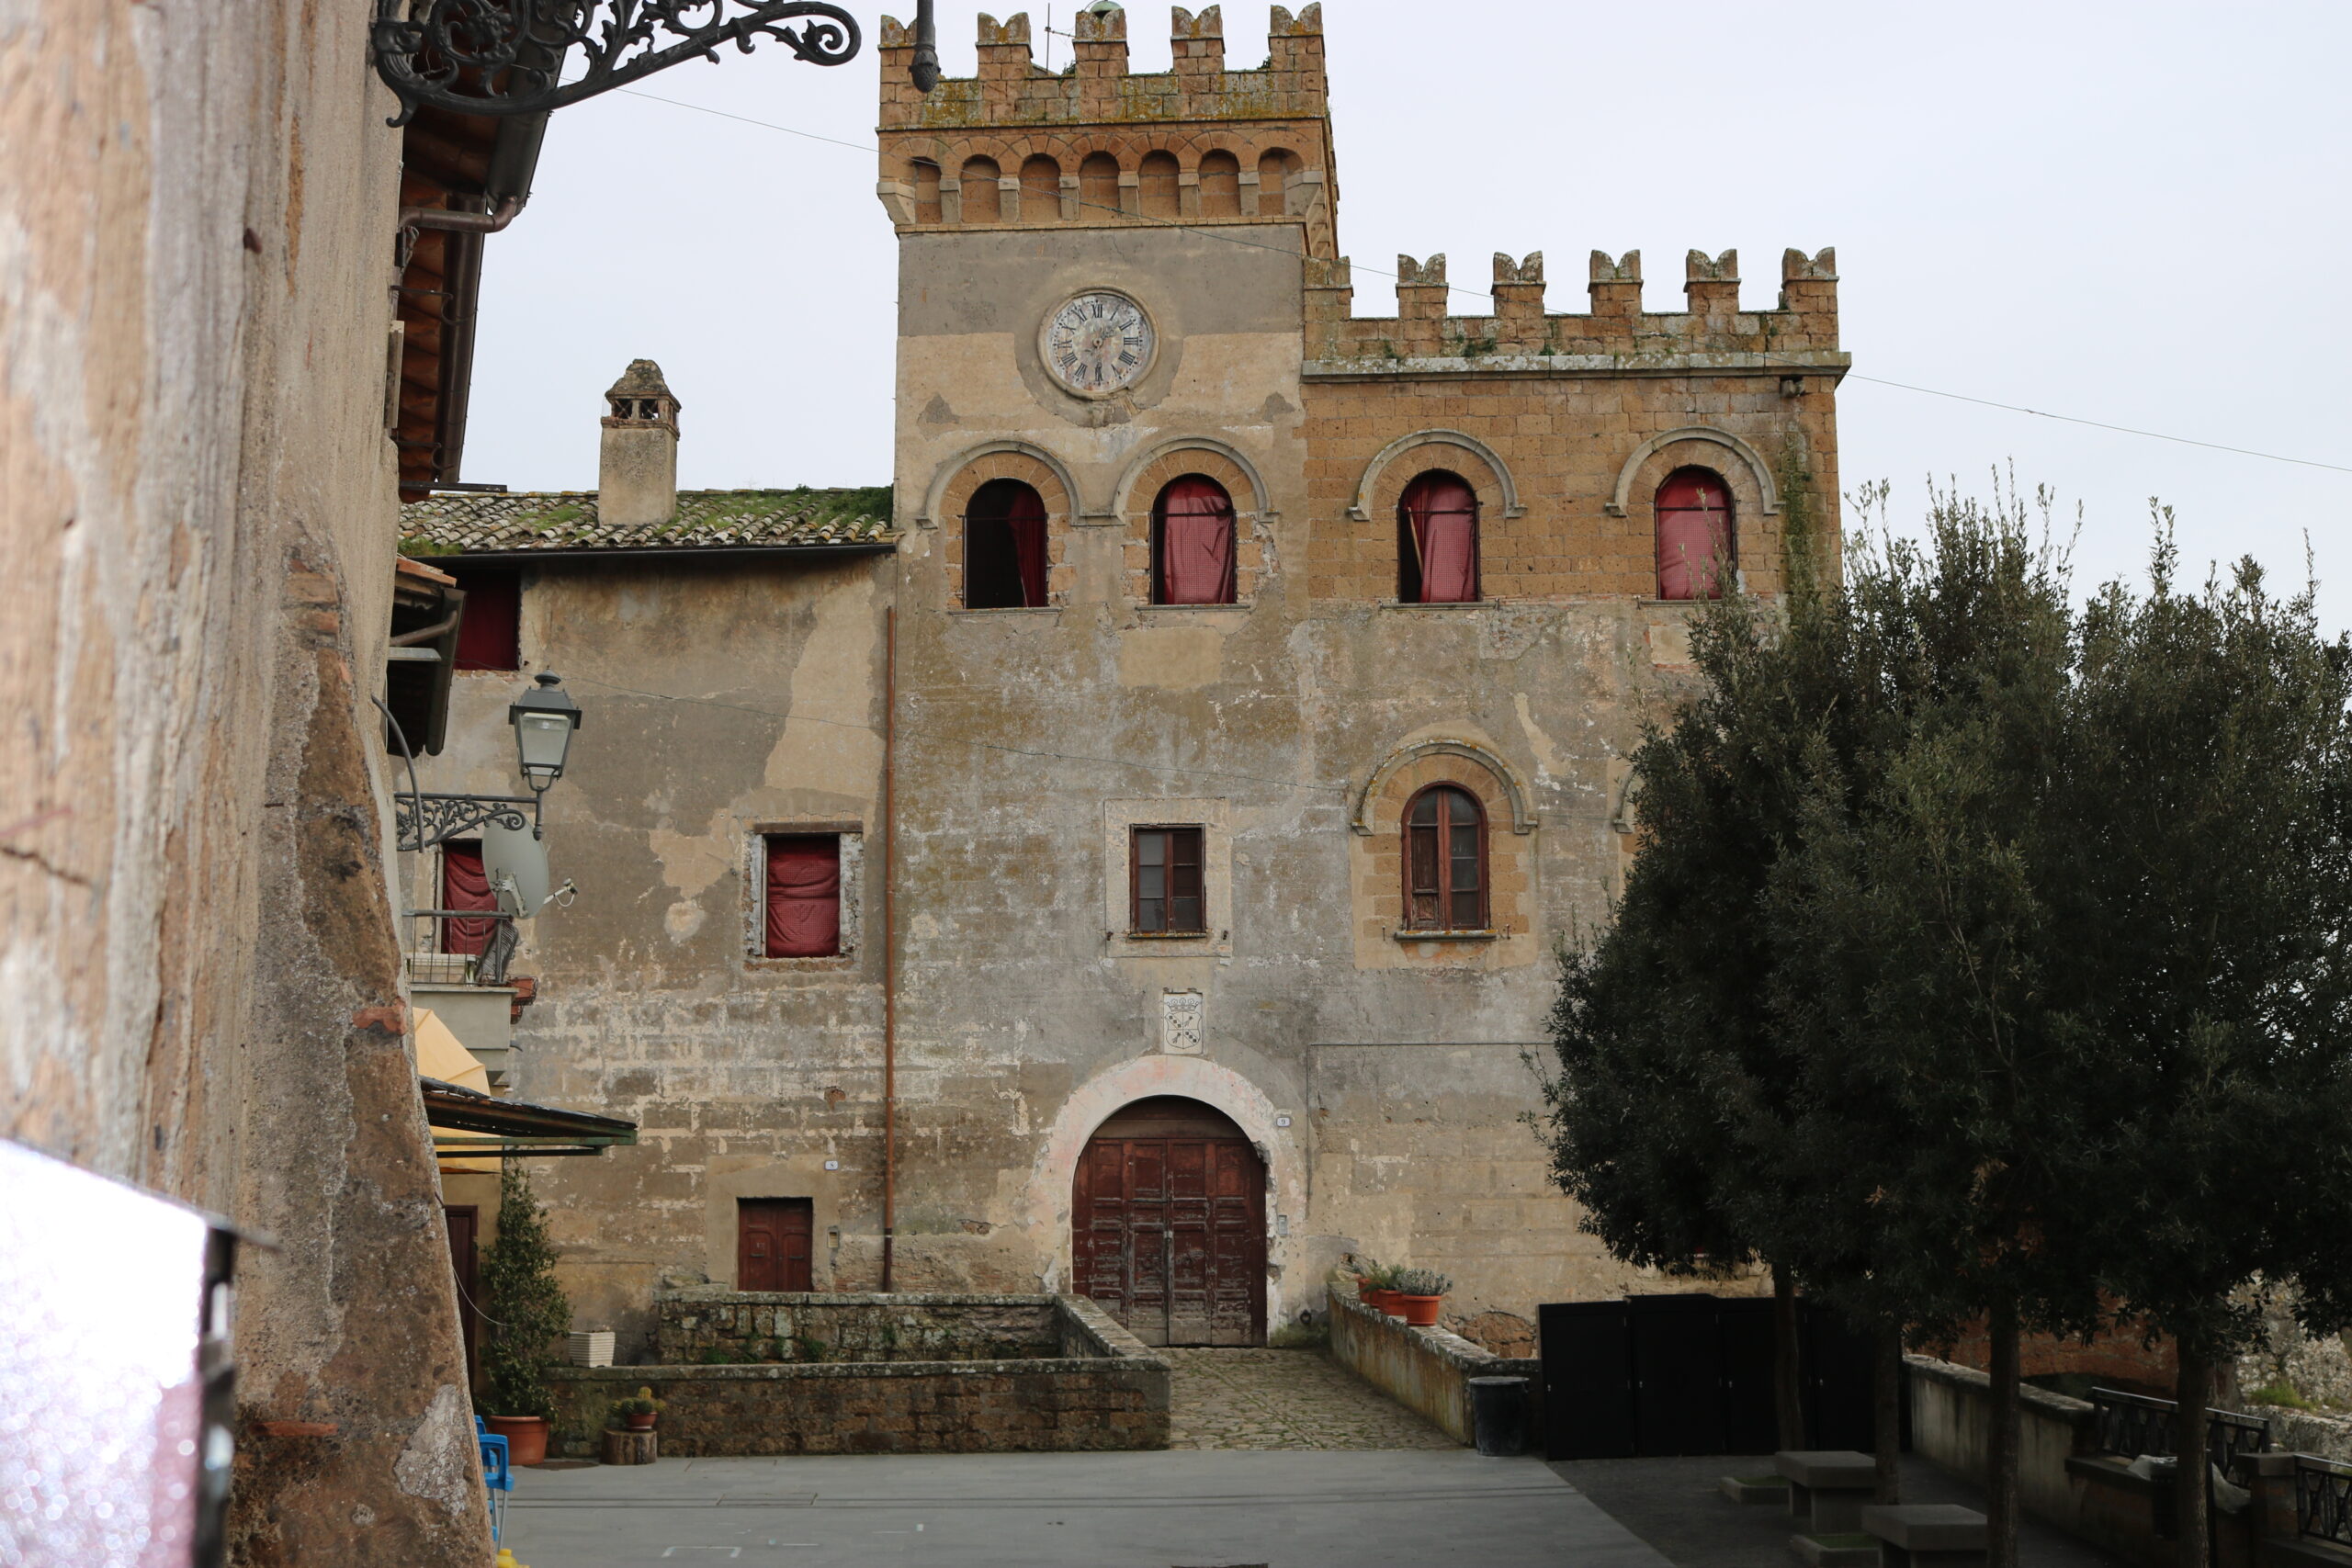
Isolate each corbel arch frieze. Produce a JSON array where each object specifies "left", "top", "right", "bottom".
[
  {"left": 920, "top": 440, "right": 1085, "bottom": 529},
  {"left": 1107, "top": 435, "right": 1275, "bottom": 522},
  {"left": 1351, "top": 739, "right": 1540, "bottom": 837},
  {"left": 1607, "top": 426, "right": 1781, "bottom": 517},
  {"left": 1346, "top": 429, "right": 1526, "bottom": 523}
]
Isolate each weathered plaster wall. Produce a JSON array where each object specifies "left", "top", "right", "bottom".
[{"left": 3, "top": 4, "right": 487, "bottom": 1562}]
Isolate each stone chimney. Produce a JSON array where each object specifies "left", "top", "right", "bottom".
[{"left": 599, "top": 359, "right": 680, "bottom": 527}]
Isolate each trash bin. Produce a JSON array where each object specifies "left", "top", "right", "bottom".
[{"left": 1468, "top": 1375, "right": 1530, "bottom": 1457}]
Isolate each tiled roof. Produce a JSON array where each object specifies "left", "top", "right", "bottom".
[{"left": 398, "top": 486, "right": 895, "bottom": 557}]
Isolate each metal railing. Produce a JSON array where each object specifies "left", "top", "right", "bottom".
[
  {"left": 404, "top": 908, "right": 518, "bottom": 987},
  {"left": 2301, "top": 1456, "right": 2352, "bottom": 1547},
  {"left": 2091, "top": 1387, "right": 2270, "bottom": 1469}
]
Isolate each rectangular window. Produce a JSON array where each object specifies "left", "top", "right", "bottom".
[
  {"left": 440, "top": 840, "right": 497, "bottom": 954},
  {"left": 764, "top": 835, "right": 842, "bottom": 958},
  {"left": 1131, "top": 826, "right": 1205, "bottom": 934},
  {"left": 453, "top": 570, "right": 521, "bottom": 671}
]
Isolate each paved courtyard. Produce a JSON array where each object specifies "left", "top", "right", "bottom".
[{"left": 1164, "top": 1347, "right": 1457, "bottom": 1450}]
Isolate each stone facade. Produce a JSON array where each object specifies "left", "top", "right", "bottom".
[
  {"left": 4, "top": 4, "right": 487, "bottom": 1562},
  {"left": 655, "top": 1292, "right": 1067, "bottom": 1365},
  {"left": 407, "top": 3, "right": 1832, "bottom": 1357}
]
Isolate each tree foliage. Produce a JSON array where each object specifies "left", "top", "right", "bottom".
[{"left": 480, "top": 1160, "right": 572, "bottom": 1421}]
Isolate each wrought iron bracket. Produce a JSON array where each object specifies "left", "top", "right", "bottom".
[
  {"left": 396, "top": 791, "right": 539, "bottom": 852},
  {"left": 370, "top": 0, "right": 863, "bottom": 125}
]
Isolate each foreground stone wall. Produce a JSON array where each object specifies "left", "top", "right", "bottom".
[
  {"left": 655, "top": 1291, "right": 1062, "bottom": 1364},
  {"left": 550, "top": 1295, "right": 1169, "bottom": 1456},
  {"left": 1327, "top": 1283, "right": 1537, "bottom": 1446}
]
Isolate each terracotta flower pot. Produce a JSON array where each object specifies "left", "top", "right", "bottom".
[
  {"left": 625, "top": 1413, "right": 657, "bottom": 1432},
  {"left": 1399, "top": 1294, "right": 1443, "bottom": 1327},
  {"left": 1369, "top": 1289, "right": 1403, "bottom": 1315},
  {"left": 484, "top": 1415, "right": 548, "bottom": 1467}
]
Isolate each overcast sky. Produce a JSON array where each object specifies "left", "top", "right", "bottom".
[{"left": 467, "top": 1, "right": 2352, "bottom": 622}]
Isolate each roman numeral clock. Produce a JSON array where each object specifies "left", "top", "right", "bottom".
[{"left": 1042, "top": 290, "right": 1156, "bottom": 399}]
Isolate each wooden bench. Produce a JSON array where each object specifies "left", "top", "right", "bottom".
[
  {"left": 1860, "top": 1504, "right": 1987, "bottom": 1568},
  {"left": 1776, "top": 1450, "right": 1881, "bottom": 1534}
]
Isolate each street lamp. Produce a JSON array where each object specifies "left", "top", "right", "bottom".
[
  {"left": 376, "top": 672, "right": 583, "bottom": 852},
  {"left": 508, "top": 671, "right": 582, "bottom": 791}
]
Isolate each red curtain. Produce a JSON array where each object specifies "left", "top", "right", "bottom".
[
  {"left": 1401, "top": 474, "right": 1478, "bottom": 603},
  {"left": 1156, "top": 477, "right": 1237, "bottom": 605},
  {"left": 441, "top": 844, "right": 497, "bottom": 955},
  {"left": 1005, "top": 482, "right": 1048, "bottom": 608},
  {"left": 1656, "top": 469, "right": 1734, "bottom": 601},
  {"left": 765, "top": 837, "right": 842, "bottom": 958}
]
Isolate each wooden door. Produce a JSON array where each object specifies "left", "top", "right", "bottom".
[
  {"left": 737, "top": 1199, "right": 813, "bottom": 1292},
  {"left": 444, "top": 1206, "right": 480, "bottom": 1391},
  {"left": 1073, "top": 1100, "right": 1264, "bottom": 1346}
]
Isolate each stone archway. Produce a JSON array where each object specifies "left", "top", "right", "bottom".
[{"left": 1071, "top": 1097, "right": 1267, "bottom": 1347}]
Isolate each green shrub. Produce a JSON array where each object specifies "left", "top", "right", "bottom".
[{"left": 479, "top": 1163, "right": 572, "bottom": 1421}]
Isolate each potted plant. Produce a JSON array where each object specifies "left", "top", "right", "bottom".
[
  {"left": 1394, "top": 1269, "right": 1452, "bottom": 1327},
  {"left": 609, "top": 1388, "right": 664, "bottom": 1433},
  {"left": 1364, "top": 1265, "right": 1404, "bottom": 1317},
  {"left": 479, "top": 1162, "right": 574, "bottom": 1466}
]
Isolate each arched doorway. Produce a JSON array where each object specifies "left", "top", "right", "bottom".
[{"left": 1073, "top": 1097, "right": 1266, "bottom": 1347}]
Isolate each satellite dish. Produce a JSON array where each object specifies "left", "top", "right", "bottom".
[{"left": 481, "top": 819, "right": 550, "bottom": 918}]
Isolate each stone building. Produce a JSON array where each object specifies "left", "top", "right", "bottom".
[{"left": 402, "top": 1, "right": 1846, "bottom": 1356}]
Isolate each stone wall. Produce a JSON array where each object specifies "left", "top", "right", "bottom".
[
  {"left": 548, "top": 1295, "right": 1169, "bottom": 1456},
  {"left": 1327, "top": 1282, "right": 1536, "bottom": 1446},
  {"left": 655, "top": 1291, "right": 1064, "bottom": 1365}
]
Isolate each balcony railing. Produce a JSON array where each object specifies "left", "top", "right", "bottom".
[
  {"left": 2091, "top": 1386, "right": 2271, "bottom": 1470},
  {"left": 2301, "top": 1456, "right": 2352, "bottom": 1547},
  {"left": 404, "top": 908, "right": 518, "bottom": 987}
]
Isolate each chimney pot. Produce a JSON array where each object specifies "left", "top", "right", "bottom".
[{"left": 599, "top": 359, "right": 680, "bottom": 527}]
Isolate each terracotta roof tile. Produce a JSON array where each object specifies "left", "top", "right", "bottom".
[{"left": 398, "top": 487, "right": 895, "bottom": 557}]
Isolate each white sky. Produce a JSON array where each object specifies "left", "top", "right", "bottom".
[{"left": 467, "top": 1, "right": 2352, "bottom": 623}]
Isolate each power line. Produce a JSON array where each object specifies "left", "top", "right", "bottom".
[
  {"left": 1847, "top": 376, "right": 2352, "bottom": 476},
  {"left": 608, "top": 90, "right": 2352, "bottom": 478},
  {"left": 563, "top": 673, "right": 1351, "bottom": 799}
]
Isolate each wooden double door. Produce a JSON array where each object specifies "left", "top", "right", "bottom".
[
  {"left": 738, "top": 1198, "right": 813, "bottom": 1292},
  {"left": 1073, "top": 1098, "right": 1266, "bottom": 1347}
]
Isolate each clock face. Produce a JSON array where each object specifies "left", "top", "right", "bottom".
[{"left": 1042, "top": 291, "right": 1155, "bottom": 398}]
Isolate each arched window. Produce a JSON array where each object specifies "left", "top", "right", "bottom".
[
  {"left": 1020, "top": 154, "right": 1062, "bottom": 220},
  {"left": 1401, "top": 784, "right": 1476, "bottom": 931},
  {"left": 1396, "top": 470, "right": 1479, "bottom": 604},
  {"left": 965, "top": 479, "right": 1048, "bottom": 608},
  {"left": 1656, "top": 467, "right": 1735, "bottom": 600},
  {"left": 1139, "top": 152, "right": 1181, "bottom": 219},
  {"left": 1151, "top": 476, "right": 1237, "bottom": 605},
  {"left": 1199, "top": 151, "right": 1241, "bottom": 218},
  {"left": 1404, "top": 784, "right": 1486, "bottom": 931},
  {"left": 1257, "top": 148, "right": 1301, "bottom": 216},
  {"left": 1079, "top": 152, "right": 1121, "bottom": 218},
  {"left": 910, "top": 159, "right": 943, "bottom": 225},
  {"left": 961, "top": 156, "right": 1002, "bottom": 224}
]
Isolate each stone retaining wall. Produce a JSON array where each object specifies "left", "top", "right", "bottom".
[
  {"left": 1327, "top": 1283, "right": 1539, "bottom": 1446},
  {"left": 655, "top": 1290, "right": 1064, "bottom": 1364},
  {"left": 548, "top": 1293, "right": 1169, "bottom": 1457}
]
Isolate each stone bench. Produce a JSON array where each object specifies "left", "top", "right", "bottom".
[
  {"left": 1776, "top": 1450, "right": 1881, "bottom": 1534},
  {"left": 1860, "top": 1504, "right": 1987, "bottom": 1568}
]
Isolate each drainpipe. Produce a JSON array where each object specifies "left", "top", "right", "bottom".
[
  {"left": 398, "top": 195, "right": 527, "bottom": 234},
  {"left": 881, "top": 606, "right": 899, "bottom": 1292}
]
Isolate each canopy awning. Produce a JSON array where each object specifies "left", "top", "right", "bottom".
[{"left": 421, "top": 1077, "right": 639, "bottom": 1159}]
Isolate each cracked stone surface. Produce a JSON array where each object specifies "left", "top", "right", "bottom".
[{"left": 1162, "top": 1347, "right": 1459, "bottom": 1450}]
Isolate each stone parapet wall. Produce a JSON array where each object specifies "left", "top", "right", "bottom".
[
  {"left": 549, "top": 1295, "right": 1169, "bottom": 1457},
  {"left": 655, "top": 1290, "right": 1064, "bottom": 1364},
  {"left": 1327, "top": 1283, "right": 1537, "bottom": 1446}
]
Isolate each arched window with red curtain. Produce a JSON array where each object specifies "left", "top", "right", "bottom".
[
  {"left": 1152, "top": 476, "right": 1238, "bottom": 605},
  {"left": 1397, "top": 470, "right": 1479, "bottom": 604},
  {"left": 1403, "top": 785, "right": 1487, "bottom": 931},
  {"left": 1656, "top": 468, "right": 1736, "bottom": 601},
  {"left": 440, "top": 841, "right": 498, "bottom": 955},
  {"left": 965, "top": 479, "right": 1049, "bottom": 609},
  {"left": 765, "top": 835, "right": 842, "bottom": 958}
]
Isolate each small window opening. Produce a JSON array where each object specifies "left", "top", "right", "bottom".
[
  {"left": 965, "top": 479, "right": 1049, "bottom": 609},
  {"left": 452, "top": 570, "right": 521, "bottom": 671},
  {"left": 1396, "top": 470, "right": 1479, "bottom": 604},
  {"left": 1404, "top": 785, "right": 1486, "bottom": 931},
  {"left": 1132, "top": 826, "right": 1205, "bottom": 934},
  {"left": 764, "top": 835, "right": 842, "bottom": 958},
  {"left": 1656, "top": 467, "right": 1735, "bottom": 601},
  {"left": 440, "top": 840, "right": 498, "bottom": 955},
  {"left": 1151, "top": 476, "right": 1238, "bottom": 605}
]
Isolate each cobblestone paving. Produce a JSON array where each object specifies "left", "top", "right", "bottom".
[{"left": 1163, "top": 1347, "right": 1459, "bottom": 1451}]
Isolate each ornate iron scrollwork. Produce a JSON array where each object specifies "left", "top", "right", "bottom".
[
  {"left": 394, "top": 792, "right": 537, "bottom": 852},
  {"left": 371, "top": 0, "right": 861, "bottom": 125}
]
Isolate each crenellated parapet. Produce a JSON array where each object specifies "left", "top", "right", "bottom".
[
  {"left": 1306, "top": 245, "right": 1844, "bottom": 374},
  {"left": 876, "top": 6, "right": 1337, "bottom": 256}
]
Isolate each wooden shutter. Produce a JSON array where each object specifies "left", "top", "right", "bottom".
[{"left": 452, "top": 570, "right": 521, "bottom": 671}]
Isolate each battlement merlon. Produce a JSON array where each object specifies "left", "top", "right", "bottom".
[
  {"left": 1304, "top": 245, "right": 1844, "bottom": 369},
  {"left": 877, "top": 6, "right": 1328, "bottom": 130}
]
